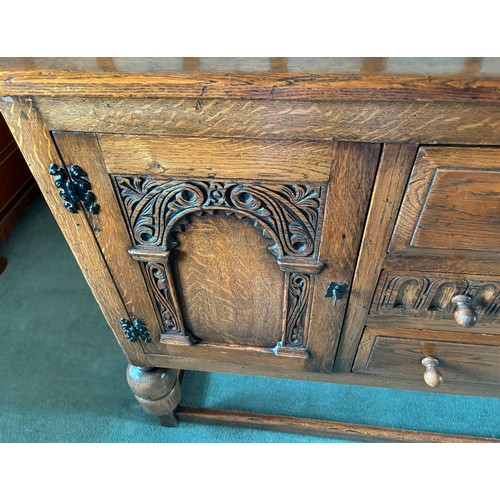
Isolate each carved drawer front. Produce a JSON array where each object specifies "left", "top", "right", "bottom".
[
  {"left": 389, "top": 146, "right": 500, "bottom": 255},
  {"left": 51, "top": 132, "right": 378, "bottom": 373},
  {"left": 353, "top": 327, "right": 500, "bottom": 388},
  {"left": 370, "top": 270, "right": 500, "bottom": 334}
]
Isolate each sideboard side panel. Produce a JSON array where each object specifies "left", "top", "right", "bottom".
[{"left": 0, "top": 97, "right": 149, "bottom": 366}]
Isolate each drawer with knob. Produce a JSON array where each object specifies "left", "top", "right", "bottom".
[
  {"left": 353, "top": 327, "right": 500, "bottom": 390},
  {"left": 369, "top": 270, "right": 500, "bottom": 334}
]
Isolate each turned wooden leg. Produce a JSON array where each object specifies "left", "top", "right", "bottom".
[{"left": 126, "top": 364, "right": 182, "bottom": 427}]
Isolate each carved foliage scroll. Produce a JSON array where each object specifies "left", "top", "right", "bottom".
[
  {"left": 144, "top": 262, "right": 185, "bottom": 336},
  {"left": 284, "top": 273, "right": 311, "bottom": 348},
  {"left": 115, "top": 178, "right": 324, "bottom": 259}
]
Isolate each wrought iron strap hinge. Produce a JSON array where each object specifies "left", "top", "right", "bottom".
[
  {"left": 49, "top": 163, "right": 100, "bottom": 214},
  {"left": 119, "top": 317, "right": 152, "bottom": 343}
]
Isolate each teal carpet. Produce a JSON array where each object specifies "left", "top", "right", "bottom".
[{"left": 0, "top": 195, "right": 499, "bottom": 442}]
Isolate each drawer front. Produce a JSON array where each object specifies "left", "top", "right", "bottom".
[
  {"left": 51, "top": 131, "right": 379, "bottom": 373},
  {"left": 353, "top": 327, "right": 500, "bottom": 387},
  {"left": 370, "top": 270, "right": 500, "bottom": 333},
  {"left": 389, "top": 146, "right": 500, "bottom": 255}
]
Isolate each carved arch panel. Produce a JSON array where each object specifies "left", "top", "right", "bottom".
[
  {"left": 113, "top": 176, "right": 326, "bottom": 357},
  {"left": 371, "top": 270, "right": 500, "bottom": 323}
]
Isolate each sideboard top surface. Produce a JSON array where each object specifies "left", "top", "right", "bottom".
[{"left": 1, "top": 57, "right": 500, "bottom": 102}]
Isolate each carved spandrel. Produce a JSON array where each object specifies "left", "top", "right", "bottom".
[
  {"left": 372, "top": 271, "right": 500, "bottom": 320},
  {"left": 115, "top": 177, "right": 324, "bottom": 260}
]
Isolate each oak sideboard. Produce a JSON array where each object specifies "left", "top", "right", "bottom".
[{"left": 1, "top": 57, "right": 499, "bottom": 442}]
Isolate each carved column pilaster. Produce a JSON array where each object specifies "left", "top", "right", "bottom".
[{"left": 128, "top": 247, "right": 194, "bottom": 346}]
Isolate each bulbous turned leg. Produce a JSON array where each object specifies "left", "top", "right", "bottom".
[{"left": 126, "top": 364, "right": 181, "bottom": 427}]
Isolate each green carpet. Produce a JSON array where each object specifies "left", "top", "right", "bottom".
[{"left": 0, "top": 195, "right": 498, "bottom": 442}]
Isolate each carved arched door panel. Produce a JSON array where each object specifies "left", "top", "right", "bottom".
[{"left": 114, "top": 176, "right": 326, "bottom": 360}]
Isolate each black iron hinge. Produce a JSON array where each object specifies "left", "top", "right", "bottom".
[
  {"left": 49, "top": 163, "right": 100, "bottom": 214},
  {"left": 119, "top": 317, "right": 152, "bottom": 343}
]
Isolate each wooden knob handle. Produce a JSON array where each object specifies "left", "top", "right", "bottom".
[
  {"left": 451, "top": 294, "right": 478, "bottom": 328},
  {"left": 421, "top": 356, "right": 443, "bottom": 387}
]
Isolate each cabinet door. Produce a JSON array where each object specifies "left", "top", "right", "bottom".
[{"left": 52, "top": 132, "right": 379, "bottom": 374}]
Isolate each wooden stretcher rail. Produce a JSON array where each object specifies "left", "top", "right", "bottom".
[{"left": 174, "top": 406, "right": 499, "bottom": 443}]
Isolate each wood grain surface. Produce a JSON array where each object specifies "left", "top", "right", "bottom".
[
  {"left": 2, "top": 59, "right": 500, "bottom": 436},
  {"left": 383, "top": 252, "right": 500, "bottom": 275},
  {"left": 49, "top": 128, "right": 345, "bottom": 370},
  {"left": 145, "top": 352, "right": 500, "bottom": 397},
  {"left": 35, "top": 97, "right": 500, "bottom": 144},
  {"left": 175, "top": 406, "right": 499, "bottom": 443},
  {"left": 334, "top": 144, "right": 418, "bottom": 372},
  {"left": 353, "top": 327, "right": 500, "bottom": 387},
  {"left": 51, "top": 132, "right": 164, "bottom": 351},
  {"left": 127, "top": 364, "right": 181, "bottom": 423},
  {"left": 171, "top": 214, "right": 284, "bottom": 347},
  {"left": 390, "top": 146, "right": 500, "bottom": 254},
  {"left": 369, "top": 270, "right": 500, "bottom": 328},
  {"left": 158, "top": 342, "right": 307, "bottom": 371},
  {"left": 2, "top": 57, "right": 500, "bottom": 102},
  {"left": 307, "top": 141, "right": 380, "bottom": 372},
  {"left": 366, "top": 315, "right": 500, "bottom": 335},
  {"left": 412, "top": 170, "right": 500, "bottom": 252},
  {"left": 97, "top": 134, "right": 332, "bottom": 182},
  {"left": 0, "top": 98, "right": 149, "bottom": 366}
]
